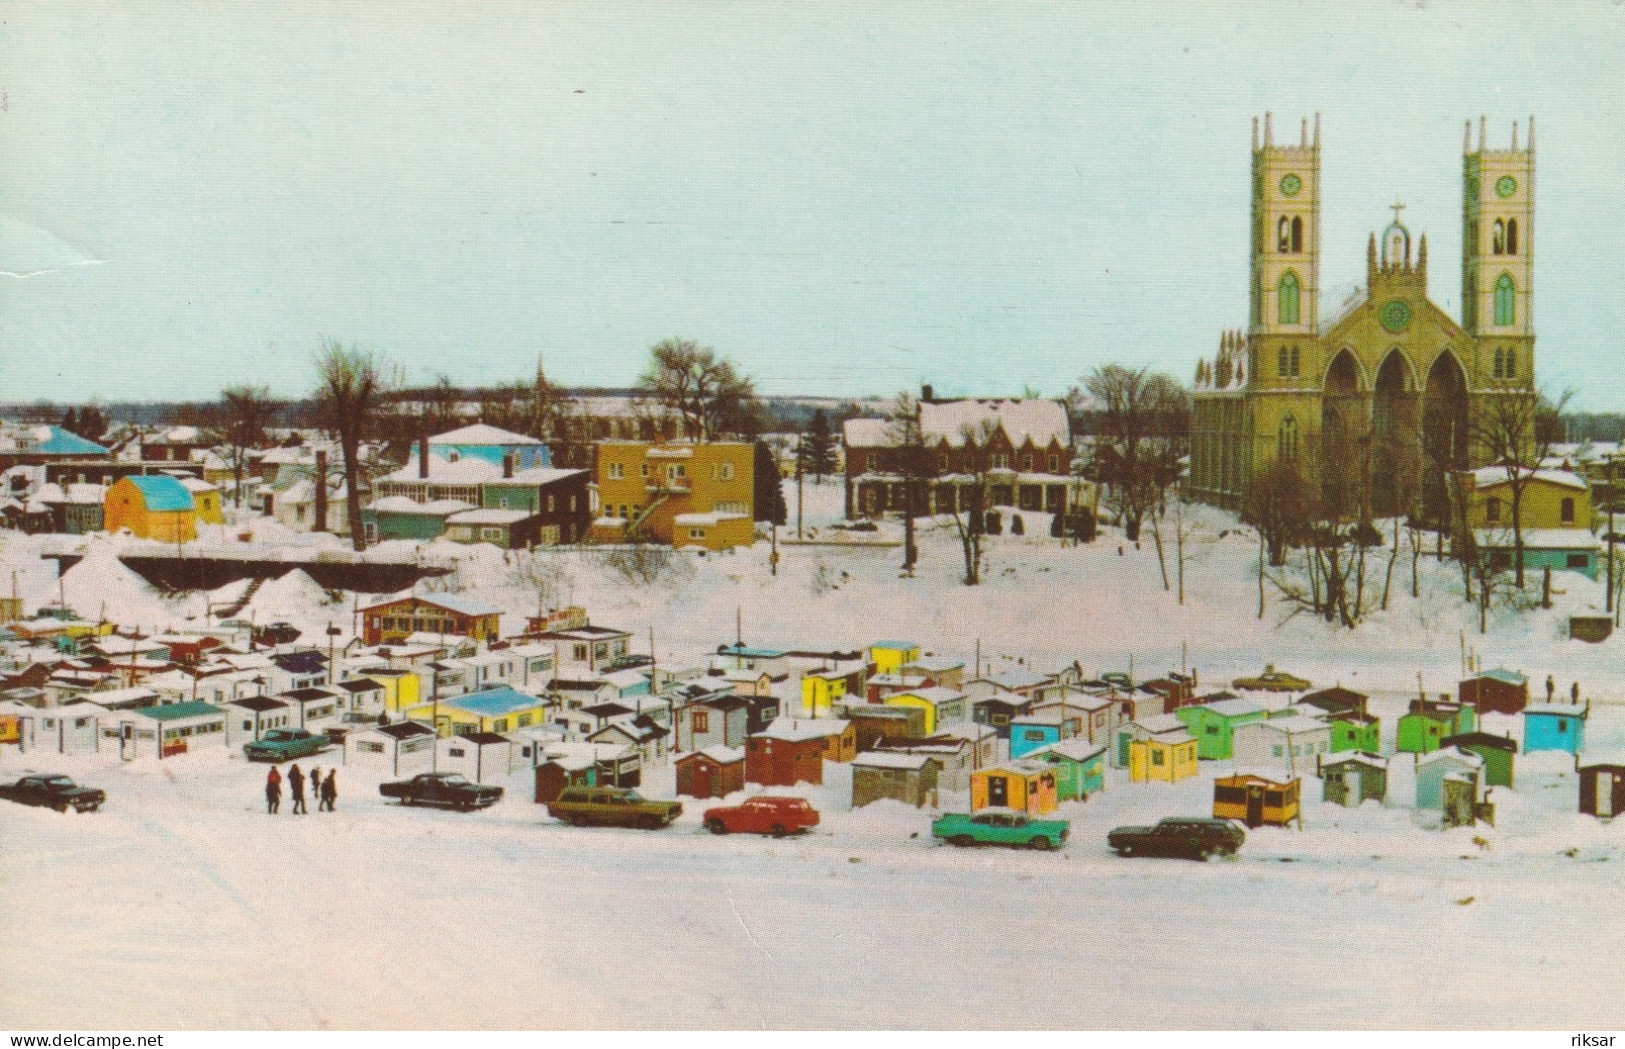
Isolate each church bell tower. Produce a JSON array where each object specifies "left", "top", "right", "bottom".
[
  {"left": 1249, "top": 113, "right": 1321, "bottom": 390},
  {"left": 1463, "top": 115, "right": 1536, "bottom": 385}
]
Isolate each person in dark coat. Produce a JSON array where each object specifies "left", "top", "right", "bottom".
[
  {"left": 288, "top": 763, "right": 306, "bottom": 814},
  {"left": 319, "top": 769, "right": 337, "bottom": 811},
  {"left": 265, "top": 766, "right": 282, "bottom": 814},
  {"left": 309, "top": 766, "right": 322, "bottom": 803},
  {"left": 1572, "top": 681, "right": 1581, "bottom": 703}
]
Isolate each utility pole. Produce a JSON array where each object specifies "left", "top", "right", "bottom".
[
  {"left": 1608, "top": 458, "right": 1617, "bottom": 615},
  {"left": 796, "top": 448, "right": 805, "bottom": 540}
]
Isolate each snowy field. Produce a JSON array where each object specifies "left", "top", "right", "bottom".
[{"left": 3, "top": 481, "right": 1625, "bottom": 1029}]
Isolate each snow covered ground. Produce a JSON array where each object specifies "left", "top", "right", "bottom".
[{"left": 3, "top": 482, "right": 1625, "bottom": 1029}]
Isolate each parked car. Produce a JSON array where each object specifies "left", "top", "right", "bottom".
[
  {"left": 0, "top": 774, "right": 106, "bottom": 813},
  {"left": 931, "top": 809, "right": 1069, "bottom": 850},
  {"left": 242, "top": 728, "right": 332, "bottom": 762},
  {"left": 703, "top": 796, "right": 820, "bottom": 837},
  {"left": 547, "top": 786, "right": 682, "bottom": 830},
  {"left": 253, "top": 621, "right": 301, "bottom": 646},
  {"left": 1231, "top": 664, "right": 1311, "bottom": 692},
  {"left": 218, "top": 619, "right": 253, "bottom": 630},
  {"left": 1108, "top": 817, "right": 1245, "bottom": 859},
  {"left": 379, "top": 772, "right": 503, "bottom": 810}
]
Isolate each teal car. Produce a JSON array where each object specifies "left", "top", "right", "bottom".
[
  {"left": 243, "top": 728, "right": 332, "bottom": 762},
  {"left": 932, "top": 809, "right": 1070, "bottom": 850}
]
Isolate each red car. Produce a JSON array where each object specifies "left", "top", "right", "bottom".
[{"left": 703, "top": 796, "right": 820, "bottom": 837}]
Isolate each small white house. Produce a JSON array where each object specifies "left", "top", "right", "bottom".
[
  {"left": 331, "top": 678, "right": 387, "bottom": 718},
  {"left": 436, "top": 731, "right": 517, "bottom": 784},
  {"left": 223, "top": 695, "right": 293, "bottom": 743},
  {"left": 5, "top": 700, "right": 106, "bottom": 754},
  {"left": 101, "top": 701, "right": 228, "bottom": 760},
  {"left": 1231, "top": 715, "right": 1332, "bottom": 776},
  {"left": 279, "top": 687, "right": 341, "bottom": 730},
  {"left": 347, "top": 720, "right": 438, "bottom": 777}
]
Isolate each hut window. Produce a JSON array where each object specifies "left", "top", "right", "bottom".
[
  {"left": 1558, "top": 720, "right": 1569, "bottom": 731},
  {"left": 1272, "top": 745, "right": 1284, "bottom": 757},
  {"left": 1206, "top": 725, "right": 1219, "bottom": 735},
  {"left": 1486, "top": 497, "right": 1501, "bottom": 523},
  {"left": 1561, "top": 497, "right": 1575, "bottom": 524}
]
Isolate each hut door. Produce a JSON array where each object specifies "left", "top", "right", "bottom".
[
  {"left": 1344, "top": 770, "right": 1362, "bottom": 805},
  {"left": 696, "top": 765, "right": 713, "bottom": 799},
  {"left": 1245, "top": 786, "right": 1265, "bottom": 828},
  {"left": 1600, "top": 773, "right": 1616, "bottom": 818},
  {"left": 987, "top": 775, "right": 1008, "bottom": 808},
  {"left": 119, "top": 722, "right": 135, "bottom": 761}
]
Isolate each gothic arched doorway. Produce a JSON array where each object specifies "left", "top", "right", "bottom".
[
  {"left": 1421, "top": 352, "right": 1470, "bottom": 524},
  {"left": 1372, "top": 350, "right": 1419, "bottom": 517},
  {"left": 1320, "top": 350, "right": 1365, "bottom": 517}
]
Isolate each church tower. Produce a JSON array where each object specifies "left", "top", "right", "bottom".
[
  {"left": 1462, "top": 115, "right": 1535, "bottom": 385},
  {"left": 1249, "top": 113, "right": 1321, "bottom": 392}
]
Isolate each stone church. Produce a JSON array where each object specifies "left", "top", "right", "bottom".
[{"left": 1189, "top": 114, "right": 1536, "bottom": 521}]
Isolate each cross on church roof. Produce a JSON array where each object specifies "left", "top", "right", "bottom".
[{"left": 1390, "top": 200, "right": 1407, "bottom": 224}]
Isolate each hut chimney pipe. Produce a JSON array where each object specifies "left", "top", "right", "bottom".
[{"left": 503, "top": 452, "right": 514, "bottom": 479}]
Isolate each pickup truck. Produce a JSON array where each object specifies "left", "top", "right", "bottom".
[
  {"left": 1108, "top": 817, "right": 1245, "bottom": 859},
  {"left": 242, "top": 728, "right": 333, "bottom": 762},
  {"left": 932, "top": 809, "right": 1070, "bottom": 850},
  {"left": 0, "top": 774, "right": 106, "bottom": 813},
  {"left": 547, "top": 786, "right": 682, "bottom": 830},
  {"left": 379, "top": 772, "right": 503, "bottom": 810},
  {"left": 703, "top": 796, "right": 820, "bottom": 837}
]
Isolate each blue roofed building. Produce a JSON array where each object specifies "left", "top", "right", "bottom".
[{"left": 406, "top": 684, "right": 554, "bottom": 736}]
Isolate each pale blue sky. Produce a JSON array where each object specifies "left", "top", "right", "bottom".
[{"left": 2, "top": 1, "right": 1622, "bottom": 406}]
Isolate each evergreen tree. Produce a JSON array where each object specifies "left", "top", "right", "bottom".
[
  {"left": 804, "top": 408, "right": 837, "bottom": 482},
  {"left": 753, "top": 440, "right": 787, "bottom": 525},
  {"left": 61, "top": 407, "right": 78, "bottom": 436}
]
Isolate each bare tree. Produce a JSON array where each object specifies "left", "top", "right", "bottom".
[
  {"left": 942, "top": 419, "right": 1000, "bottom": 586},
  {"left": 1244, "top": 459, "right": 1314, "bottom": 568},
  {"left": 886, "top": 392, "right": 937, "bottom": 573},
  {"left": 203, "top": 385, "right": 274, "bottom": 509},
  {"left": 1074, "top": 365, "right": 1189, "bottom": 542},
  {"left": 1470, "top": 384, "right": 1573, "bottom": 588},
  {"left": 314, "top": 340, "right": 397, "bottom": 551},
  {"left": 637, "top": 338, "right": 757, "bottom": 441}
]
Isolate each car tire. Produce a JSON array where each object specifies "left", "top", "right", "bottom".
[
  {"left": 640, "top": 815, "right": 663, "bottom": 831},
  {"left": 706, "top": 818, "right": 728, "bottom": 835},
  {"left": 54, "top": 803, "right": 67, "bottom": 813},
  {"left": 1029, "top": 837, "right": 1055, "bottom": 851},
  {"left": 950, "top": 835, "right": 975, "bottom": 848},
  {"left": 403, "top": 796, "right": 415, "bottom": 806},
  {"left": 770, "top": 824, "right": 787, "bottom": 839}
]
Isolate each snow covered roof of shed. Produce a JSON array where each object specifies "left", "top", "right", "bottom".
[
  {"left": 1469, "top": 465, "right": 1588, "bottom": 491},
  {"left": 853, "top": 751, "right": 939, "bottom": 771},
  {"left": 758, "top": 716, "right": 849, "bottom": 742},
  {"left": 429, "top": 424, "right": 542, "bottom": 446}
]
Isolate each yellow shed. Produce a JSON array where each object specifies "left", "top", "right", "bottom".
[
  {"left": 1129, "top": 733, "right": 1199, "bottom": 783},
  {"left": 361, "top": 668, "right": 422, "bottom": 712},
  {"left": 801, "top": 671, "right": 848, "bottom": 716},
  {"left": 970, "top": 762, "right": 1059, "bottom": 816},
  {"left": 104, "top": 476, "right": 197, "bottom": 542},
  {"left": 181, "top": 478, "right": 225, "bottom": 524},
  {"left": 868, "top": 640, "right": 920, "bottom": 676}
]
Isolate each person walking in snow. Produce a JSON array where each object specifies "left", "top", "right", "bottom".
[
  {"left": 309, "top": 766, "right": 322, "bottom": 804},
  {"left": 1547, "top": 674, "right": 1555, "bottom": 702},
  {"left": 265, "top": 766, "right": 282, "bottom": 814},
  {"left": 1571, "top": 680, "right": 1581, "bottom": 704},
  {"left": 319, "top": 769, "right": 337, "bottom": 811},
  {"left": 289, "top": 763, "right": 307, "bottom": 814}
]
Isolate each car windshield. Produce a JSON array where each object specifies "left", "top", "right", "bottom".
[
  {"left": 439, "top": 774, "right": 469, "bottom": 785},
  {"left": 40, "top": 776, "right": 73, "bottom": 787}
]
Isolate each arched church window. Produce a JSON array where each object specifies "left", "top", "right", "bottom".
[
  {"left": 1507, "top": 218, "right": 1518, "bottom": 255},
  {"left": 1291, "top": 217, "right": 1303, "bottom": 254},
  {"left": 1495, "top": 274, "right": 1516, "bottom": 326},
  {"left": 1492, "top": 220, "right": 1505, "bottom": 255},
  {"left": 1278, "top": 346, "right": 1289, "bottom": 377},
  {"left": 1504, "top": 347, "right": 1516, "bottom": 378},
  {"left": 1278, "top": 416, "right": 1299, "bottom": 462},
  {"left": 1493, "top": 348, "right": 1505, "bottom": 379},
  {"left": 1290, "top": 346, "right": 1301, "bottom": 377},
  {"left": 1277, "top": 217, "right": 1291, "bottom": 253},
  {"left": 1278, "top": 272, "right": 1300, "bottom": 325}
]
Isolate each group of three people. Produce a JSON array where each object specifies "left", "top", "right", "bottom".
[{"left": 264, "top": 762, "right": 336, "bottom": 814}]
